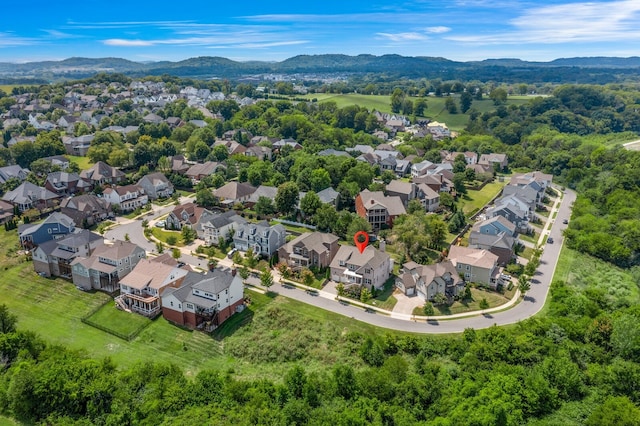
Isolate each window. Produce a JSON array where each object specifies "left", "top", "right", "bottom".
[
  {"left": 186, "top": 303, "right": 193, "bottom": 309},
  {"left": 365, "top": 268, "right": 371, "bottom": 274},
  {"left": 466, "top": 265, "right": 470, "bottom": 270}
]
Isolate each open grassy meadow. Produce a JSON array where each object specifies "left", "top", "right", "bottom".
[
  {"left": 298, "top": 93, "right": 531, "bottom": 130},
  {"left": 67, "top": 155, "right": 94, "bottom": 171}
]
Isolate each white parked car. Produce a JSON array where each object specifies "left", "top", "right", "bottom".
[{"left": 155, "top": 220, "right": 166, "bottom": 228}]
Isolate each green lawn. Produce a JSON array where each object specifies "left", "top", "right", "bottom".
[
  {"left": 461, "top": 181, "right": 507, "bottom": 217},
  {"left": 84, "top": 300, "right": 152, "bottom": 339},
  {"left": 67, "top": 155, "right": 94, "bottom": 171},
  {"left": 413, "top": 287, "right": 514, "bottom": 316},
  {"left": 369, "top": 277, "right": 398, "bottom": 311},
  {"left": 152, "top": 227, "right": 185, "bottom": 246}
]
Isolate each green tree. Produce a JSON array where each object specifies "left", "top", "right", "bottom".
[
  {"left": 460, "top": 91, "right": 473, "bottom": 113},
  {"left": 336, "top": 282, "right": 345, "bottom": 297},
  {"left": 519, "top": 275, "right": 531, "bottom": 294},
  {"left": 360, "top": 287, "right": 372, "bottom": 304},
  {"left": 489, "top": 88, "right": 508, "bottom": 105},
  {"left": 479, "top": 298, "right": 489, "bottom": 309},
  {"left": 239, "top": 265, "right": 250, "bottom": 283},
  {"left": 196, "top": 189, "right": 217, "bottom": 208},
  {"left": 254, "top": 196, "right": 275, "bottom": 217},
  {"left": 445, "top": 96, "right": 458, "bottom": 114},
  {"left": 260, "top": 268, "right": 274, "bottom": 289},
  {"left": 275, "top": 181, "right": 300, "bottom": 217},
  {"left": 182, "top": 226, "right": 197, "bottom": 244},
  {"left": 301, "top": 268, "right": 315, "bottom": 287},
  {"left": 0, "top": 304, "right": 17, "bottom": 334},
  {"left": 390, "top": 88, "right": 405, "bottom": 113},
  {"left": 586, "top": 396, "right": 640, "bottom": 426},
  {"left": 300, "top": 191, "right": 321, "bottom": 218},
  {"left": 423, "top": 302, "right": 434, "bottom": 316},
  {"left": 414, "top": 98, "right": 427, "bottom": 116},
  {"left": 172, "top": 248, "right": 181, "bottom": 260},
  {"left": 313, "top": 203, "right": 338, "bottom": 232}
]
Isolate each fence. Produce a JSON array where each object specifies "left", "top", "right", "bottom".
[
  {"left": 80, "top": 298, "right": 150, "bottom": 341},
  {"left": 272, "top": 218, "right": 317, "bottom": 230}
]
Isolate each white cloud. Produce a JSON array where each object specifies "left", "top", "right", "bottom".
[
  {"left": 103, "top": 39, "right": 154, "bottom": 47},
  {"left": 0, "top": 32, "right": 38, "bottom": 47},
  {"left": 425, "top": 26, "right": 451, "bottom": 34},
  {"left": 377, "top": 32, "right": 429, "bottom": 42}
]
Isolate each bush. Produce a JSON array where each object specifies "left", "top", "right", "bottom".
[{"left": 166, "top": 235, "right": 178, "bottom": 245}]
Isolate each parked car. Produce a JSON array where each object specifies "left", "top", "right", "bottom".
[
  {"left": 547, "top": 237, "right": 554, "bottom": 244},
  {"left": 155, "top": 220, "right": 166, "bottom": 228},
  {"left": 562, "top": 219, "right": 568, "bottom": 224},
  {"left": 227, "top": 248, "right": 237, "bottom": 259},
  {"left": 500, "top": 273, "right": 512, "bottom": 281}
]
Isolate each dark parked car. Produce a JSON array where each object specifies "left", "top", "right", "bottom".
[
  {"left": 547, "top": 237, "right": 554, "bottom": 244},
  {"left": 562, "top": 219, "right": 568, "bottom": 224}
]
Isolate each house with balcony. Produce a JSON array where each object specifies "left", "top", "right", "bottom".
[
  {"left": 397, "top": 260, "right": 464, "bottom": 301},
  {"left": 44, "top": 172, "right": 92, "bottom": 196},
  {"left": 102, "top": 184, "right": 148, "bottom": 212},
  {"left": 0, "top": 165, "right": 30, "bottom": 184},
  {"left": 233, "top": 221, "right": 286, "bottom": 257},
  {"left": 355, "top": 190, "right": 406, "bottom": 231},
  {"left": 137, "top": 172, "right": 174, "bottom": 200},
  {"left": 32, "top": 229, "right": 103, "bottom": 278},
  {"left": 468, "top": 231, "right": 516, "bottom": 266},
  {"left": 329, "top": 245, "right": 392, "bottom": 291},
  {"left": 116, "top": 258, "right": 189, "bottom": 318},
  {"left": 448, "top": 245, "right": 501, "bottom": 289},
  {"left": 197, "top": 210, "right": 246, "bottom": 246},
  {"left": 278, "top": 232, "right": 340, "bottom": 270},
  {"left": 385, "top": 180, "right": 416, "bottom": 207},
  {"left": 71, "top": 240, "right": 146, "bottom": 293},
  {"left": 213, "top": 182, "right": 257, "bottom": 207},
  {"left": 3, "top": 181, "right": 61, "bottom": 212},
  {"left": 162, "top": 267, "right": 244, "bottom": 331},
  {"left": 416, "top": 183, "right": 441, "bottom": 212},
  {"left": 18, "top": 212, "right": 76, "bottom": 249},
  {"left": 510, "top": 171, "right": 553, "bottom": 189},
  {"left": 478, "top": 153, "right": 508, "bottom": 171}
]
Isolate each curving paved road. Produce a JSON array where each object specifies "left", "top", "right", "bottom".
[{"left": 106, "top": 188, "right": 575, "bottom": 334}]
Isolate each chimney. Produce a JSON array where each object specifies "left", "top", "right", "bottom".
[
  {"left": 231, "top": 268, "right": 237, "bottom": 277},
  {"left": 370, "top": 199, "right": 374, "bottom": 205},
  {"left": 379, "top": 239, "right": 386, "bottom": 252}
]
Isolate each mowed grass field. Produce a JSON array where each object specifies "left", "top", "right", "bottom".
[
  {"left": 299, "top": 93, "right": 532, "bottom": 130},
  {"left": 67, "top": 155, "right": 94, "bottom": 171}
]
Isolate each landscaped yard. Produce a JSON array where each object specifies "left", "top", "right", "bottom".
[
  {"left": 412, "top": 287, "right": 515, "bottom": 316},
  {"left": 461, "top": 180, "right": 508, "bottom": 217},
  {"left": 83, "top": 300, "right": 152, "bottom": 340},
  {"left": 368, "top": 277, "right": 398, "bottom": 311},
  {"left": 151, "top": 227, "right": 185, "bottom": 246},
  {"left": 67, "top": 155, "right": 94, "bottom": 171}
]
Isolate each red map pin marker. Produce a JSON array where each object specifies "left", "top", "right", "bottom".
[{"left": 354, "top": 231, "right": 369, "bottom": 254}]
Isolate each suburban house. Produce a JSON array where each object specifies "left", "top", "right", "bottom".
[
  {"left": 2, "top": 181, "right": 61, "bottom": 212},
  {"left": 485, "top": 202, "right": 530, "bottom": 232},
  {"left": 185, "top": 161, "right": 225, "bottom": 182},
  {"left": 385, "top": 180, "right": 416, "bottom": 207},
  {"left": 330, "top": 245, "right": 392, "bottom": 291},
  {"left": 471, "top": 215, "right": 517, "bottom": 237},
  {"left": 511, "top": 171, "right": 553, "bottom": 189},
  {"left": 448, "top": 245, "right": 501, "bottom": 289},
  {"left": 63, "top": 134, "right": 94, "bottom": 156},
  {"left": 0, "top": 165, "right": 30, "bottom": 184},
  {"left": 71, "top": 240, "right": 146, "bottom": 292},
  {"left": 233, "top": 221, "right": 286, "bottom": 258},
  {"left": 0, "top": 200, "right": 15, "bottom": 224},
  {"left": 80, "top": 161, "right": 126, "bottom": 186},
  {"left": 137, "top": 172, "right": 174, "bottom": 200},
  {"left": 166, "top": 202, "right": 209, "bottom": 230},
  {"left": 443, "top": 151, "right": 478, "bottom": 165},
  {"left": 44, "top": 172, "right": 92, "bottom": 196},
  {"left": 32, "top": 229, "right": 103, "bottom": 278},
  {"left": 161, "top": 267, "right": 244, "bottom": 331},
  {"left": 245, "top": 185, "right": 278, "bottom": 208},
  {"left": 316, "top": 187, "right": 340, "bottom": 207},
  {"left": 213, "top": 182, "right": 257, "bottom": 207},
  {"left": 411, "top": 160, "right": 434, "bottom": 178},
  {"left": 468, "top": 231, "right": 516, "bottom": 266},
  {"left": 416, "top": 183, "right": 441, "bottom": 212},
  {"left": 18, "top": 212, "right": 76, "bottom": 249},
  {"left": 102, "top": 185, "right": 149, "bottom": 212},
  {"left": 168, "top": 155, "right": 191, "bottom": 175},
  {"left": 41, "top": 155, "right": 71, "bottom": 171},
  {"left": 355, "top": 190, "right": 406, "bottom": 230},
  {"left": 397, "top": 260, "right": 464, "bottom": 301},
  {"left": 479, "top": 153, "right": 508, "bottom": 171},
  {"left": 278, "top": 232, "right": 340, "bottom": 270},
  {"left": 502, "top": 182, "right": 545, "bottom": 209},
  {"left": 60, "top": 194, "right": 112, "bottom": 227},
  {"left": 116, "top": 258, "right": 190, "bottom": 318},
  {"left": 197, "top": 210, "right": 246, "bottom": 246}
]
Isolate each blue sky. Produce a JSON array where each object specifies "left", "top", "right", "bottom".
[{"left": 2, "top": 0, "right": 639, "bottom": 63}]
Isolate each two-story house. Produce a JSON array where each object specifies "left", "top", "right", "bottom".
[
  {"left": 416, "top": 183, "right": 441, "bottom": 212},
  {"left": 385, "top": 180, "right": 416, "bottom": 207},
  {"left": 166, "top": 202, "right": 209, "bottom": 231},
  {"left": 397, "top": 260, "right": 464, "bottom": 301},
  {"left": 80, "top": 161, "right": 126, "bottom": 186},
  {"left": 32, "top": 229, "right": 103, "bottom": 278},
  {"left": 0, "top": 165, "right": 30, "bottom": 184},
  {"left": 60, "top": 194, "right": 112, "bottom": 227},
  {"left": 102, "top": 184, "right": 148, "bottom": 212},
  {"left": 44, "top": 172, "right": 92, "bottom": 196},
  {"left": 330, "top": 245, "right": 392, "bottom": 291},
  {"left": 71, "top": 240, "right": 146, "bottom": 293},
  {"left": 355, "top": 190, "right": 406, "bottom": 231},
  {"left": 161, "top": 267, "right": 244, "bottom": 331},
  {"left": 3, "top": 181, "right": 61, "bottom": 212},
  {"left": 278, "top": 232, "right": 340, "bottom": 270},
  {"left": 478, "top": 153, "right": 508, "bottom": 171},
  {"left": 468, "top": 231, "right": 516, "bottom": 266},
  {"left": 197, "top": 210, "right": 246, "bottom": 246},
  {"left": 116, "top": 258, "right": 189, "bottom": 318},
  {"left": 233, "top": 221, "right": 286, "bottom": 258},
  {"left": 471, "top": 215, "right": 517, "bottom": 237},
  {"left": 448, "top": 245, "right": 501, "bottom": 289},
  {"left": 18, "top": 212, "right": 76, "bottom": 249},
  {"left": 213, "top": 182, "right": 257, "bottom": 207},
  {"left": 137, "top": 172, "right": 174, "bottom": 200}
]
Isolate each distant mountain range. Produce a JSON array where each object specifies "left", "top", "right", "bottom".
[{"left": 1, "top": 54, "right": 640, "bottom": 84}]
